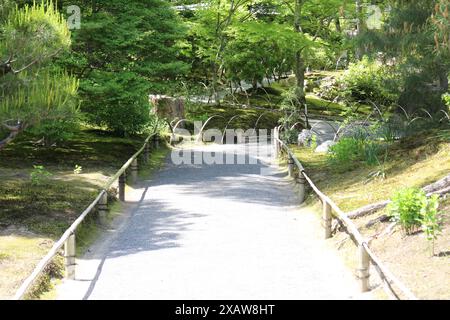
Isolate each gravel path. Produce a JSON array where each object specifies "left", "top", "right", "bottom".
[{"left": 56, "top": 141, "right": 366, "bottom": 300}]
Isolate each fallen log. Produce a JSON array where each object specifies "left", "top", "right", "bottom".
[
  {"left": 423, "top": 173, "right": 450, "bottom": 194},
  {"left": 365, "top": 214, "right": 390, "bottom": 228},
  {"left": 348, "top": 200, "right": 390, "bottom": 219},
  {"left": 429, "top": 185, "right": 450, "bottom": 198},
  {"left": 348, "top": 183, "right": 450, "bottom": 219}
]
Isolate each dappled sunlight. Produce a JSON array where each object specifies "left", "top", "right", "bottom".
[{"left": 0, "top": 233, "right": 53, "bottom": 299}]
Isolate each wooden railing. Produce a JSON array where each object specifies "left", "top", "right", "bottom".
[
  {"left": 273, "top": 128, "right": 417, "bottom": 300},
  {"left": 13, "top": 133, "right": 160, "bottom": 300}
]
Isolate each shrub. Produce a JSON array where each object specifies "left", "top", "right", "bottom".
[
  {"left": 73, "top": 165, "right": 82, "bottom": 174},
  {"left": 336, "top": 57, "right": 398, "bottom": 107},
  {"left": 443, "top": 93, "right": 450, "bottom": 113},
  {"left": 420, "top": 195, "right": 442, "bottom": 256},
  {"left": 30, "top": 165, "right": 52, "bottom": 186},
  {"left": 80, "top": 71, "right": 151, "bottom": 136},
  {"left": 374, "top": 119, "right": 402, "bottom": 142},
  {"left": 328, "top": 138, "right": 361, "bottom": 166},
  {"left": 310, "top": 134, "right": 318, "bottom": 150},
  {"left": 281, "top": 129, "right": 300, "bottom": 144},
  {"left": 363, "top": 141, "right": 380, "bottom": 166},
  {"left": 387, "top": 188, "right": 433, "bottom": 234},
  {"left": 315, "top": 76, "right": 341, "bottom": 101},
  {"left": 28, "top": 118, "right": 79, "bottom": 146},
  {"left": 387, "top": 188, "right": 425, "bottom": 235},
  {"left": 328, "top": 137, "right": 381, "bottom": 170},
  {"left": 388, "top": 188, "right": 443, "bottom": 255}
]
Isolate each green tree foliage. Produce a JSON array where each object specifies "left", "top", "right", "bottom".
[
  {"left": 0, "top": 0, "right": 77, "bottom": 149},
  {"left": 359, "top": 0, "right": 450, "bottom": 114},
  {"left": 222, "top": 21, "right": 304, "bottom": 88},
  {"left": 60, "top": 0, "right": 188, "bottom": 135},
  {"left": 432, "top": 0, "right": 450, "bottom": 55},
  {"left": 337, "top": 56, "right": 398, "bottom": 106},
  {"left": 180, "top": 0, "right": 344, "bottom": 105}
]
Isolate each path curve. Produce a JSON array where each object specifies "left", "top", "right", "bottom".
[{"left": 56, "top": 141, "right": 367, "bottom": 300}]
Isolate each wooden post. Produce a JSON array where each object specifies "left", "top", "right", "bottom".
[
  {"left": 288, "top": 156, "right": 295, "bottom": 178},
  {"left": 98, "top": 192, "right": 108, "bottom": 225},
  {"left": 296, "top": 172, "right": 306, "bottom": 203},
  {"left": 357, "top": 245, "right": 370, "bottom": 292},
  {"left": 119, "top": 172, "right": 126, "bottom": 201},
  {"left": 323, "top": 200, "right": 332, "bottom": 239},
  {"left": 64, "top": 233, "right": 76, "bottom": 280},
  {"left": 273, "top": 128, "right": 279, "bottom": 159},
  {"left": 274, "top": 142, "right": 279, "bottom": 159},
  {"left": 153, "top": 135, "right": 159, "bottom": 149},
  {"left": 144, "top": 142, "right": 150, "bottom": 163},
  {"left": 131, "top": 158, "right": 138, "bottom": 184}
]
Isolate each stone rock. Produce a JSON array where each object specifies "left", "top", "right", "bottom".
[
  {"left": 315, "top": 140, "right": 336, "bottom": 153},
  {"left": 149, "top": 94, "right": 185, "bottom": 126},
  {"left": 298, "top": 129, "right": 312, "bottom": 147}
]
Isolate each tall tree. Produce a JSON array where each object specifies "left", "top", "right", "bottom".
[
  {"left": 360, "top": 0, "right": 450, "bottom": 113},
  {"left": 183, "top": 0, "right": 343, "bottom": 105},
  {"left": 277, "top": 0, "right": 343, "bottom": 104},
  {"left": 59, "top": 0, "right": 188, "bottom": 135},
  {"left": 0, "top": 0, "right": 77, "bottom": 150}
]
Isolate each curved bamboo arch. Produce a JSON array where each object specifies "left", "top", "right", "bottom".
[
  {"left": 364, "top": 99, "right": 385, "bottom": 120},
  {"left": 395, "top": 104, "right": 411, "bottom": 121},
  {"left": 196, "top": 115, "right": 226, "bottom": 142},
  {"left": 333, "top": 121, "right": 370, "bottom": 142},
  {"left": 309, "top": 120, "right": 339, "bottom": 138},
  {"left": 170, "top": 117, "right": 180, "bottom": 127},
  {"left": 165, "top": 119, "right": 174, "bottom": 133},
  {"left": 290, "top": 121, "right": 307, "bottom": 131},
  {"left": 169, "top": 119, "right": 195, "bottom": 144},
  {"left": 439, "top": 109, "right": 450, "bottom": 122},
  {"left": 251, "top": 111, "right": 271, "bottom": 136},
  {"left": 172, "top": 119, "right": 193, "bottom": 133},
  {"left": 419, "top": 108, "right": 433, "bottom": 120},
  {"left": 221, "top": 115, "right": 242, "bottom": 144},
  {"left": 409, "top": 116, "right": 426, "bottom": 125}
]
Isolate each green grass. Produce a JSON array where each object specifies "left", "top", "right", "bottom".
[
  {"left": 217, "top": 75, "right": 372, "bottom": 122},
  {"left": 0, "top": 128, "right": 169, "bottom": 299},
  {"left": 290, "top": 131, "right": 450, "bottom": 212},
  {"left": 0, "top": 128, "right": 150, "bottom": 236},
  {"left": 185, "top": 103, "right": 281, "bottom": 131},
  {"left": 138, "top": 145, "right": 170, "bottom": 178},
  {"left": 222, "top": 86, "right": 284, "bottom": 109},
  {"left": 0, "top": 129, "right": 146, "bottom": 170},
  {"left": 306, "top": 94, "right": 372, "bottom": 118}
]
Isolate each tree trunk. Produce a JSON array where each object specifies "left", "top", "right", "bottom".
[
  {"left": 212, "top": 63, "right": 220, "bottom": 105},
  {"left": 335, "top": 16, "right": 342, "bottom": 33},
  {"left": 294, "top": 0, "right": 306, "bottom": 105},
  {"left": 355, "top": 0, "right": 363, "bottom": 60},
  {"left": 295, "top": 52, "right": 306, "bottom": 105}
]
